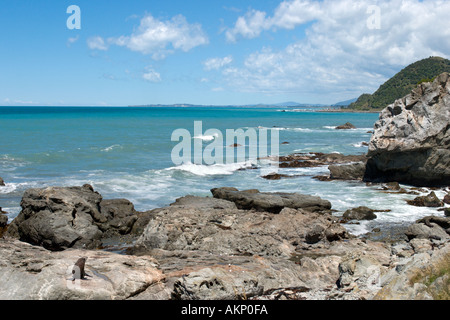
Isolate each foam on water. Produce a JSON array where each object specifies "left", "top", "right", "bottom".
[
  {"left": 352, "top": 142, "right": 369, "bottom": 148},
  {"left": 101, "top": 144, "right": 122, "bottom": 152},
  {"left": 165, "top": 160, "right": 258, "bottom": 176}
]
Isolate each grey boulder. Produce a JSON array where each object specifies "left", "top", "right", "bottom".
[
  {"left": 365, "top": 72, "right": 450, "bottom": 187},
  {"left": 210, "top": 187, "right": 332, "bottom": 213},
  {"left": 6, "top": 185, "right": 151, "bottom": 251}
]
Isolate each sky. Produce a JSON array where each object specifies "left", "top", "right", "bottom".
[{"left": 1, "top": 0, "right": 449, "bottom": 106}]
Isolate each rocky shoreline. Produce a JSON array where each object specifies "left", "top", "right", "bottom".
[
  {"left": 1, "top": 73, "right": 449, "bottom": 300},
  {"left": 0, "top": 183, "right": 449, "bottom": 300}
]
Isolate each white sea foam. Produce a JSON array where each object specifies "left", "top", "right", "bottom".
[
  {"left": 166, "top": 160, "right": 258, "bottom": 176},
  {"left": 0, "top": 183, "right": 18, "bottom": 194},
  {"left": 101, "top": 144, "right": 122, "bottom": 152},
  {"left": 2, "top": 207, "right": 21, "bottom": 221},
  {"left": 352, "top": 142, "right": 369, "bottom": 148},
  {"left": 259, "top": 126, "right": 313, "bottom": 132},
  {"left": 0, "top": 181, "right": 43, "bottom": 194},
  {"left": 323, "top": 126, "right": 373, "bottom": 132},
  {"left": 324, "top": 182, "right": 449, "bottom": 235}
]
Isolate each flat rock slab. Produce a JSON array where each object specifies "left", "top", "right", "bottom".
[
  {"left": 210, "top": 187, "right": 332, "bottom": 213},
  {"left": 0, "top": 239, "right": 165, "bottom": 300}
]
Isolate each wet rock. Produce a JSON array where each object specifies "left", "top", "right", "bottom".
[
  {"left": 343, "top": 206, "right": 377, "bottom": 221},
  {"left": 383, "top": 182, "right": 401, "bottom": 191},
  {"left": 0, "top": 177, "right": 4, "bottom": 186},
  {"left": 328, "top": 162, "right": 366, "bottom": 180},
  {"left": 406, "top": 191, "right": 444, "bottom": 207},
  {"left": 443, "top": 193, "right": 450, "bottom": 205},
  {"left": 278, "top": 152, "right": 367, "bottom": 169},
  {"left": 335, "top": 122, "right": 356, "bottom": 130},
  {"left": 261, "top": 173, "right": 294, "bottom": 180}
]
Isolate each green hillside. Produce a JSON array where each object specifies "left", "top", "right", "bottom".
[{"left": 347, "top": 56, "right": 450, "bottom": 110}]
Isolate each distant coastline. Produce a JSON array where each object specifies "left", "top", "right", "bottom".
[{"left": 317, "top": 108, "right": 380, "bottom": 114}]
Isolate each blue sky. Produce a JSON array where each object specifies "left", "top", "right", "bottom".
[{"left": 1, "top": 0, "right": 449, "bottom": 106}]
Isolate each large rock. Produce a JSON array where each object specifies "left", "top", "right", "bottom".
[
  {"left": 210, "top": 187, "right": 332, "bottom": 213},
  {"left": 406, "top": 191, "right": 444, "bottom": 207},
  {"left": 0, "top": 239, "right": 165, "bottom": 300},
  {"left": 343, "top": 206, "right": 377, "bottom": 221},
  {"left": 443, "top": 193, "right": 450, "bottom": 205},
  {"left": 0, "top": 177, "right": 4, "bottom": 186},
  {"left": 328, "top": 162, "right": 367, "bottom": 180},
  {"left": 364, "top": 72, "right": 450, "bottom": 187},
  {"left": 133, "top": 197, "right": 342, "bottom": 258},
  {"left": 405, "top": 216, "right": 450, "bottom": 241},
  {"left": 445, "top": 208, "right": 450, "bottom": 217},
  {"left": 336, "top": 122, "right": 356, "bottom": 130},
  {"left": 6, "top": 185, "right": 151, "bottom": 251}
]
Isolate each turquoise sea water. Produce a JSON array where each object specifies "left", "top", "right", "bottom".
[{"left": 0, "top": 107, "right": 446, "bottom": 235}]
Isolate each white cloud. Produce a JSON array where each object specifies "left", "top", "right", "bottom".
[
  {"left": 3, "top": 98, "right": 39, "bottom": 105},
  {"left": 142, "top": 68, "right": 161, "bottom": 82},
  {"left": 87, "top": 36, "right": 108, "bottom": 51},
  {"left": 203, "top": 56, "right": 233, "bottom": 71},
  {"left": 67, "top": 35, "right": 80, "bottom": 47},
  {"left": 221, "top": 0, "right": 450, "bottom": 101},
  {"left": 226, "top": 10, "right": 269, "bottom": 42},
  {"left": 107, "top": 14, "right": 208, "bottom": 60},
  {"left": 225, "top": 1, "right": 321, "bottom": 42}
]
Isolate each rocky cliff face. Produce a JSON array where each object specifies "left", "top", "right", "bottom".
[{"left": 364, "top": 72, "right": 450, "bottom": 186}]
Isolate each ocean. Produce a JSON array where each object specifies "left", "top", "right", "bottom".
[{"left": 0, "top": 106, "right": 446, "bottom": 236}]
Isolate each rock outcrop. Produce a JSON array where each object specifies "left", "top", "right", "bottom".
[
  {"left": 443, "top": 193, "right": 450, "bottom": 205},
  {"left": 133, "top": 195, "right": 341, "bottom": 258},
  {"left": 279, "top": 152, "right": 367, "bottom": 169},
  {"left": 6, "top": 185, "right": 152, "bottom": 251},
  {"left": 129, "top": 193, "right": 358, "bottom": 299},
  {"left": 405, "top": 216, "right": 450, "bottom": 241},
  {"left": 0, "top": 177, "right": 4, "bottom": 186},
  {"left": 210, "top": 187, "right": 332, "bottom": 213},
  {"left": 336, "top": 122, "right": 356, "bottom": 130},
  {"left": 364, "top": 72, "right": 450, "bottom": 187},
  {"left": 406, "top": 191, "right": 444, "bottom": 207},
  {"left": 343, "top": 206, "right": 377, "bottom": 221},
  {"left": 0, "top": 239, "right": 165, "bottom": 300},
  {"left": 328, "top": 162, "right": 367, "bottom": 180}
]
